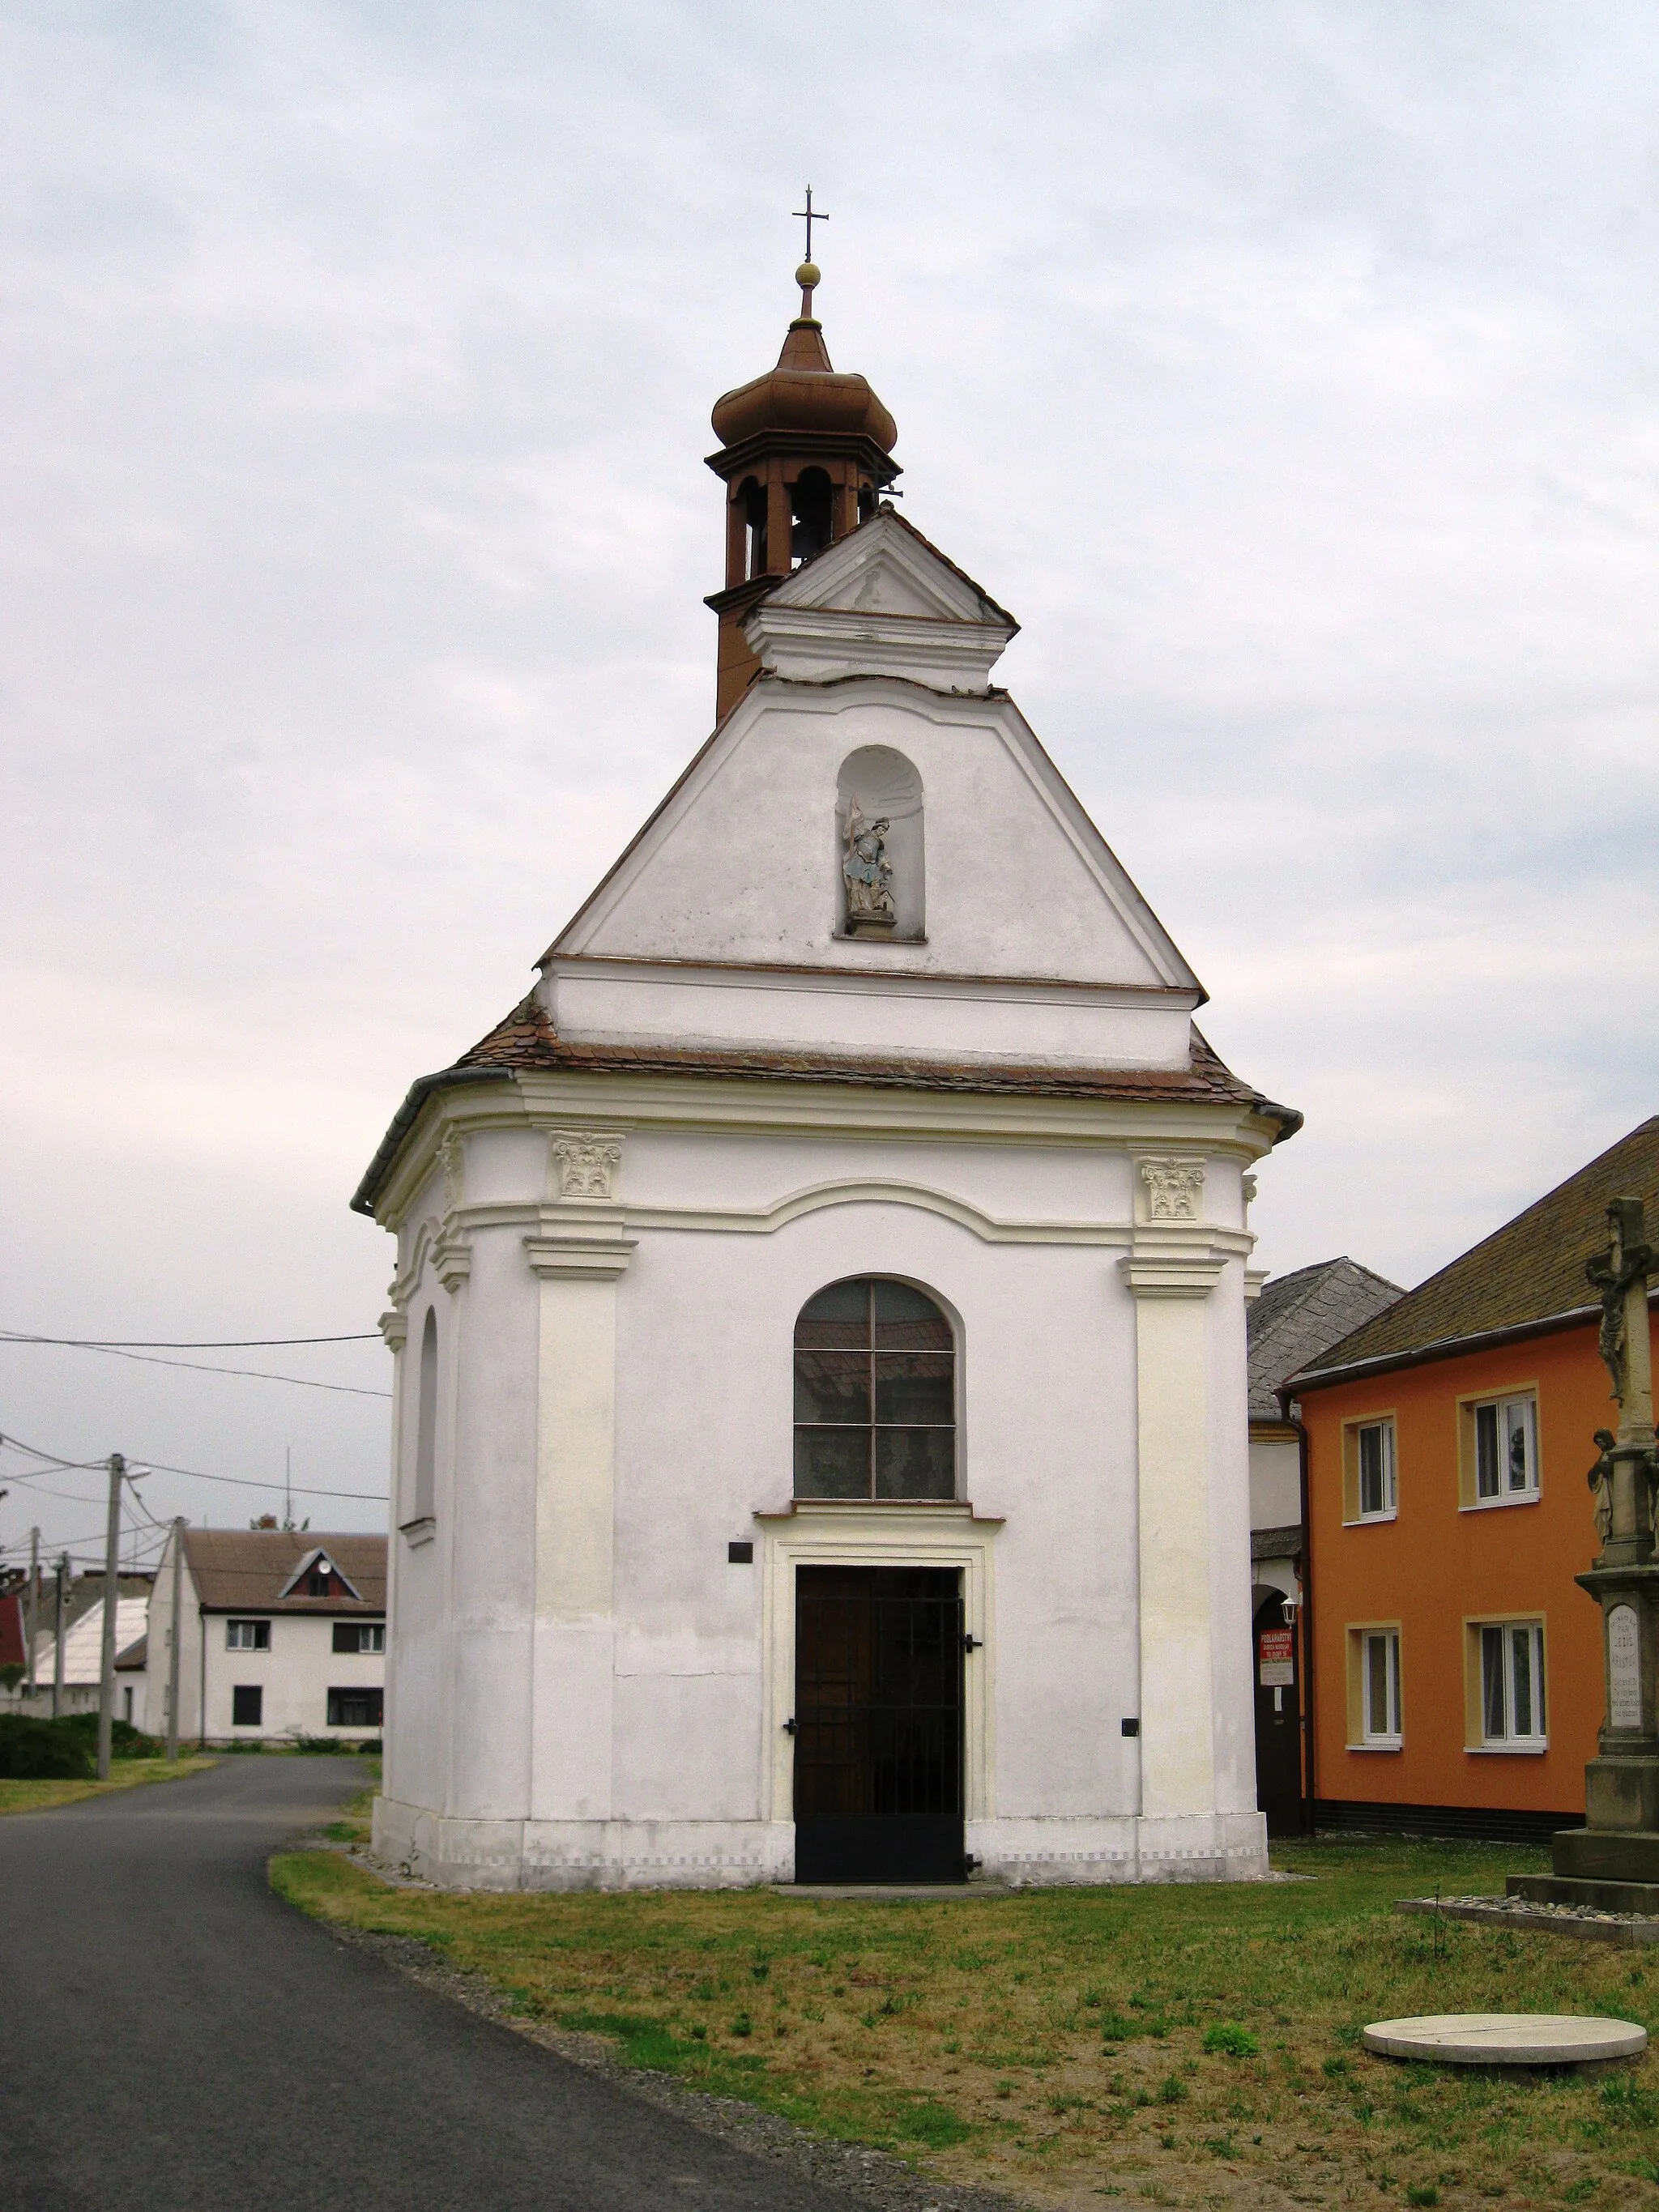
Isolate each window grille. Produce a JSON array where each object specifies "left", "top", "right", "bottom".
[{"left": 793, "top": 1279, "right": 956, "bottom": 1502}]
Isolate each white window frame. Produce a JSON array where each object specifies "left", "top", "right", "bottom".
[
  {"left": 225, "top": 1618, "right": 271, "bottom": 1652},
  {"left": 1354, "top": 1627, "right": 1402, "bottom": 1748},
  {"left": 1476, "top": 1618, "right": 1547, "bottom": 1750},
  {"left": 332, "top": 1621, "right": 386, "bottom": 1655},
  {"left": 1469, "top": 1393, "right": 1538, "bottom": 1506},
  {"left": 1355, "top": 1419, "right": 1397, "bottom": 1521}
]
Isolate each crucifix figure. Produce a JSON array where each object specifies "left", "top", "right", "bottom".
[
  {"left": 792, "top": 186, "right": 828, "bottom": 265},
  {"left": 1584, "top": 1196, "right": 1659, "bottom": 1560}
]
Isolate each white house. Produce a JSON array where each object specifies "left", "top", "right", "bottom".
[
  {"left": 354, "top": 256, "right": 1301, "bottom": 1892},
  {"left": 2, "top": 1579, "right": 151, "bottom": 1721},
  {"left": 143, "top": 1528, "right": 386, "bottom": 1745}
]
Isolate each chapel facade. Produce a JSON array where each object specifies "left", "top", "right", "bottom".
[{"left": 355, "top": 249, "right": 1300, "bottom": 1891}]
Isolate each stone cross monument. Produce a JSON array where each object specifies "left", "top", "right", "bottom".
[{"left": 1551, "top": 1195, "right": 1659, "bottom": 1890}]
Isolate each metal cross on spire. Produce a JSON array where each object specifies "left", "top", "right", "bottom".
[{"left": 792, "top": 186, "right": 829, "bottom": 263}]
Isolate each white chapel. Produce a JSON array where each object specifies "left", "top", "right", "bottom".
[{"left": 353, "top": 249, "right": 1300, "bottom": 1891}]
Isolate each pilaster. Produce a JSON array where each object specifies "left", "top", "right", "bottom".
[
  {"left": 1121, "top": 1157, "right": 1252, "bottom": 1826},
  {"left": 522, "top": 1129, "right": 636, "bottom": 1825}
]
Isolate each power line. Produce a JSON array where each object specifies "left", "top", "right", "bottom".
[
  {"left": 0, "top": 1338, "right": 390, "bottom": 1398},
  {"left": 1, "top": 1478, "right": 109, "bottom": 1506},
  {"left": 2, "top": 1430, "right": 388, "bottom": 1506},
  {"left": 138, "top": 1457, "right": 389, "bottom": 1503},
  {"left": 1, "top": 1331, "right": 380, "bottom": 1349},
  {"left": 0, "top": 1433, "right": 106, "bottom": 1471}
]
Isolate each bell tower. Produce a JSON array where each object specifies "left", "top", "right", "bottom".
[{"left": 704, "top": 197, "right": 902, "bottom": 722}]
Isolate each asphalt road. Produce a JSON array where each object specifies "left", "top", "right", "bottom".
[{"left": 0, "top": 1757, "right": 864, "bottom": 2212}]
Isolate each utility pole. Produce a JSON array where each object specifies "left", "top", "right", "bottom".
[
  {"left": 26, "top": 1527, "right": 39, "bottom": 1699},
  {"left": 52, "top": 1555, "right": 67, "bottom": 1720},
  {"left": 96, "top": 1451, "right": 125, "bottom": 1780},
  {"left": 166, "top": 1517, "right": 185, "bottom": 1762}
]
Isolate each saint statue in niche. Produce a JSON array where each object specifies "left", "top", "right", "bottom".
[{"left": 842, "top": 799, "right": 896, "bottom": 931}]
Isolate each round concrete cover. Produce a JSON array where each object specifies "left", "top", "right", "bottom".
[{"left": 1363, "top": 2015, "right": 1648, "bottom": 2065}]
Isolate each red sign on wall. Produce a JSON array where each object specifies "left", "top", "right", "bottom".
[{"left": 1258, "top": 1628, "right": 1295, "bottom": 1687}]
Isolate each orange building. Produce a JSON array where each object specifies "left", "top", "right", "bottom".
[{"left": 1290, "top": 1118, "right": 1659, "bottom": 1843}]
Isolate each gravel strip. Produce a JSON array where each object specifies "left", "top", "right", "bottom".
[{"left": 1397, "top": 1895, "right": 1659, "bottom": 1944}]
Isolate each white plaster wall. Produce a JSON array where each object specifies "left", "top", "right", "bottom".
[
  {"left": 557, "top": 684, "right": 1191, "bottom": 994},
  {"left": 1248, "top": 1438, "right": 1302, "bottom": 1531},
  {"left": 377, "top": 1113, "right": 1264, "bottom": 1885},
  {"left": 542, "top": 965, "right": 1193, "bottom": 1072}
]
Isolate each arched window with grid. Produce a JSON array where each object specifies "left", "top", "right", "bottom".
[{"left": 792, "top": 1277, "right": 957, "bottom": 1501}]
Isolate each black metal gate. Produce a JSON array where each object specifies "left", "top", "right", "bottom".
[{"left": 792, "top": 1565, "right": 966, "bottom": 1883}]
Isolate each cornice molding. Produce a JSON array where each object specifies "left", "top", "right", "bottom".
[
  {"left": 433, "top": 1233, "right": 472, "bottom": 1293},
  {"left": 754, "top": 1499, "right": 1004, "bottom": 1529},
  {"left": 544, "top": 952, "right": 1199, "bottom": 1012},
  {"left": 1120, "top": 1220, "right": 1252, "bottom": 1301},
  {"left": 369, "top": 1069, "right": 1277, "bottom": 1232},
  {"left": 447, "top": 1177, "right": 1139, "bottom": 1251},
  {"left": 523, "top": 1217, "right": 638, "bottom": 1281}
]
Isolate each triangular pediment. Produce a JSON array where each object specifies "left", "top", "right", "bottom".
[
  {"left": 745, "top": 511, "right": 1018, "bottom": 691},
  {"left": 546, "top": 631, "right": 1202, "bottom": 1014},
  {"left": 769, "top": 509, "right": 1016, "bottom": 628}
]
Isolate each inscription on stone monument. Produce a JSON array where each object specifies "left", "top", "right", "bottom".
[{"left": 1608, "top": 1604, "right": 1642, "bottom": 1731}]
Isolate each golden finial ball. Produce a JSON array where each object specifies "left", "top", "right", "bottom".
[{"left": 795, "top": 260, "right": 821, "bottom": 288}]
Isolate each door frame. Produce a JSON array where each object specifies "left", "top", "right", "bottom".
[{"left": 756, "top": 1501, "right": 1000, "bottom": 1829}]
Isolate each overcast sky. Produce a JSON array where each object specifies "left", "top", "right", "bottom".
[{"left": 4, "top": 2, "right": 1657, "bottom": 1567}]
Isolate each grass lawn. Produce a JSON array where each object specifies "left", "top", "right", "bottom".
[
  {"left": 272, "top": 1833, "right": 1659, "bottom": 2210},
  {"left": 0, "top": 1754, "right": 216, "bottom": 1815}
]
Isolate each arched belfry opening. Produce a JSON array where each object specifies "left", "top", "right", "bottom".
[
  {"left": 705, "top": 242, "right": 902, "bottom": 722},
  {"left": 837, "top": 745, "right": 924, "bottom": 940},
  {"left": 790, "top": 466, "right": 833, "bottom": 565}
]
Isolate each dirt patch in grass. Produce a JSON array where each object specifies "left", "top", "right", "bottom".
[
  {"left": 271, "top": 1836, "right": 1659, "bottom": 2210},
  {"left": 0, "top": 1754, "right": 216, "bottom": 1815}
]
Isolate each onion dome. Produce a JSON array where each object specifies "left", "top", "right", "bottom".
[{"left": 710, "top": 263, "right": 898, "bottom": 454}]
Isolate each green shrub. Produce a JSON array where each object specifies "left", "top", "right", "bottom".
[
  {"left": 1158, "top": 2073, "right": 1188, "bottom": 2104},
  {"left": 1405, "top": 2186, "right": 1439, "bottom": 2207},
  {"left": 291, "top": 1733, "right": 346, "bottom": 1754},
  {"left": 62, "top": 1713, "right": 164, "bottom": 1759},
  {"left": 0, "top": 1715, "right": 94, "bottom": 1779},
  {"left": 1203, "top": 2023, "right": 1260, "bottom": 2057}
]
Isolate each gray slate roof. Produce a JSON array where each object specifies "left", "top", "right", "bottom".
[{"left": 1247, "top": 1258, "right": 1404, "bottom": 1419}]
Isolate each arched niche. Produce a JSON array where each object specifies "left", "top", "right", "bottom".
[{"left": 836, "top": 745, "right": 924, "bottom": 942}]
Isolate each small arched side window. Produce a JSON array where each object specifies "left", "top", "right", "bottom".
[
  {"left": 793, "top": 1278, "right": 956, "bottom": 1501},
  {"left": 412, "top": 1307, "right": 438, "bottom": 1524}
]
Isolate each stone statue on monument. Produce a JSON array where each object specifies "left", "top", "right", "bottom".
[
  {"left": 1585, "top": 1197, "right": 1659, "bottom": 1558},
  {"left": 1532, "top": 1191, "right": 1659, "bottom": 1894}
]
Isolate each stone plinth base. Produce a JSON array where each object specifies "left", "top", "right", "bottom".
[
  {"left": 1584, "top": 1753, "right": 1659, "bottom": 1835},
  {"left": 371, "top": 1798, "right": 1269, "bottom": 1893},
  {"left": 1510, "top": 1871, "right": 1659, "bottom": 1916},
  {"left": 1550, "top": 1825, "right": 1659, "bottom": 1889}
]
